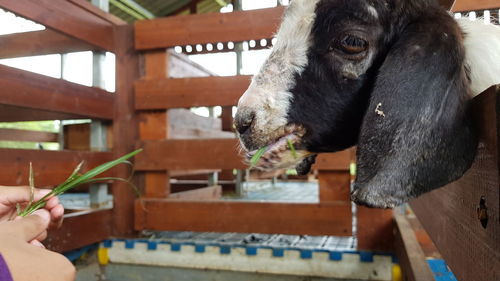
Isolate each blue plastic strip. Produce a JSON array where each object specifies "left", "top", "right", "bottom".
[
  {"left": 147, "top": 241, "right": 158, "bottom": 250},
  {"left": 103, "top": 240, "right": 113, "bottom": 248},
  {"left": 246, "top": 247, "right": 258, "bottom": 256},
  {"left": 300, "top": 250, "right": 313, "bottom": 259},
  {"left": 125, "top": 240, "right": 135, "bottom": 249},
  {"left": 195, "top": 245, "right": 206, "bottom": 253},
  {"left": 171, "top": 243, "right": 181, "bottom": 252},
  {"left": 427, "top": 259, "right": 458, "bottom": 281},
  {"left": 329, "top": 251, "right": 343, "bottom": 261},
  {"left": 358, "top": 251, "right": 374, "bottom": 262},
  {"left": 219, "top": 246, "right": 231, "bottom": 255},
  {"left": 272, "top": 248, "right": 284, "bottom": 257}
]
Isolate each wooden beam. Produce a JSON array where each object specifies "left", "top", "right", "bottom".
[
  {"left": 45, "top": 210, "right": 112, "bottom": 253},
  {"left": 136, "top": 139, "right": 246, "bottom": 170},
  {"left": 314, "top": 149, "right": 354, "bottom": 171},
  {"left": 135, "top": 199, "right": 352, "bottom": 236},
  {"left": 393, "top": 211, "right": 435, "bottom": 281},
  {"left": 0, "top": 104, "right": 81, "bottom": 122},
  {"left": 410, "top": 87, "right": 500, "bottom": 281},
  {"left": 0, "top": 128, "right": 58, "bottom": 142},
  {"left": 318, "top": 171, "right": 350, "bottom": 202},
  {"left": 0, "top": 64, "right": 114, "bottom": 120},
  {"left": 135, "top": 7, "right": 285, "bottom": 50},
  {"left": 168, "top": 185, "right": 222, "bottom": 200},
  {"left": 0, "top": 0, "right": 115, "bottom": 51},
  {"left": 0, "top": 149, "right": 113, "bottom": 187},
  {"left": 357, "top": 207, "right": 394, "bottom": 252},
  {"left": 135, "top": 76, "right": 251, "bottom": 110},
  {"left": 0, "top": 29, "right": 101, "bottom": 59},
  {"left": 452, "top": 0, "right": 500, "bottom": 12},
  {"left": 112, "top": 24, "right": 140, "bottom": 236},
  {"left": 67, "top": 0, "right": 126, "bottom": 26}
]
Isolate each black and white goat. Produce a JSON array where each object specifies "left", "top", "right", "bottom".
[{"left": 234, "top": 0, "right": 500, "bottom": 208}]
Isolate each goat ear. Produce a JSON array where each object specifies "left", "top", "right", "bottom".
[{"left": 351, "top": 10, "right": 478, "bottom": 208}]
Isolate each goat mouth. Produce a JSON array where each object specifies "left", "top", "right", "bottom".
[{"left": 245, "top": 124, "right": 314, "bottom": 172}]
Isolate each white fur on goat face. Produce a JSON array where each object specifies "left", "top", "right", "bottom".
[{"left": 237, "top": 0, "right": 320, "bottom": 149}]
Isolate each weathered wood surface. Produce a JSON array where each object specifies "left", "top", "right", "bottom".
[
  {"left": 0, "top": 64, "right": 114, "bottom": 120},
  {"left": 135, "top": 200, "right": 352, "bottom": 236},
  {"left": 63, "top": 123, "right": 90, "bottom": 151},
  {"left": 393, "top": 211, "right": 435, "bottom": 281},
  {"left": 452, "top": 0, "right": 500, "bottom": 12},
  {"left": 314, "top": 149, "right": 354, "bottom": 171},
  {"left": 0, "top": 128, "right": 58, "bottom": 142},
  {"left": 112, "top": 25, "right": 140, "bottom": 236},
  {"left": 0, "top": 29, "right": 101, "bottom": 59},
  {"left": 135, "top": 7, "right": 284, "bottom": 50},
  {"left": 168, "top": 185, "right": 222, "bottom": 200},
  {"left": 135, "top": 76, "right": 251, "bottom": 109},
  {"left": 0, "top": 0, "right": 115, "bottom": 51},
  {"left": 136, "top": 139, "right": 245, "bottom": 170},
  {"left": 318, "top": 171, "right": 350, "bottom": 202},
  {"left": 410, "top": 86, "right": 500, "bottom": 281},
  {"left": 0, "top": 149, "right": 113, "bottom": 187},
  {"left": 45, "top": 210, "right": 112, "bottom": 253},
  {"left": 0, "top": 104, "right": 79, "bottom": 122}
]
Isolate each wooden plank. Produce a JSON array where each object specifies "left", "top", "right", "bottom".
[
  {"left": 318, "top": 171, "right": 350, "bottom": 202},
  {"left": 357, "top": 207, "right": 394, "bottom": 252},
  {"left": 135, "top": 7, "right": 285, "bottom": 50},
  {"left": 0, "top": 29, "right": 101, "bottom": 59},
  {"left": 63, "top": 123, "right": 90, "bottom": 151},
  {"left": 393, "top": 211, "right": 435, "bottom": 281},
  {"left": 168, "top": 185, "right": 222, "bottom": 200},
  {"left": 410, "top": 87, "right": 500, "bottom": 281},
  {"left": 135, "top": 199, "right": 352, "bottom": 236},
  {"left": 0, "top": 0, "right": 115, "bottom": 51},
  {"left": 0, "top": 149, "right": 113, "bottom": 187},
  {"left": 135, "top": 76, "right": 251, "bottom": 109},
  {"left": 136, "top": 139, "right": 245, "bottom": 170},
  {"left": 45, "top": 210, "right": 112, "bottom": 253},
  {"left": 0, "top": 64, "right": 114, "bottom": 120},
  {"left": 0, "top": 128, "right": 58, "bottom": 142},
  {"left": 170, "top": 169, "right": 221, "bottom": 177},
  {"left": 452, "top": 0, "right": 500, "bottom": 12},
  {"left": 145, "top": 172, "right": 170, "bottom": 198},
  {"left": 144, "top": 51, "right": 169, "bottom": 79},
  {"left": 112, "top": 25, "right": 140, "bottom": 236},
  {"left": 314, "top": 149, "right": 354, "bottom": 171},
  {"left": 0, "top": 104, "right": 81, "bottom": 122},
  {"left": 139, "top": 112, "right": 168, "bottom": 140}
]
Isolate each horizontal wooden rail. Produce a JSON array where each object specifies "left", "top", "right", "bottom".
[
  {"left": 0, "top": 64, "right": 115, "bottom": 120},
  {"left": 135, "top": 199, "right": 352, "bottom": 236},
  {"left": 46, "top": 209, "right": 112, "bottom": 253},
  {"left": 136, "top": 139, "right": 353, "bottom": 171},
  {"left": 0, "top": 149, "right": 113, "bottom": 187},
  {"left": 135, "top": 7, "right": 285, "bottom": 50},
  {"left": 0, "top": 104, "right": 79, "bottom": 122},
  {"left": 0, "top": 128, "right": 58, "bottom": 142},
  {"left": 136, "top": 139, "right": 245, "bottom": 170},
  {"left": 452, "top": 0, "right": 500, "bottom": 12},
  {"left": 0, "top": 0, "right": 115, "bottom": 51},
  {"left": 0, "top": 29, "right": 101, "bottom": 59},
  {"left": 135, "top": 76, "right": 251, "bottom": 110}
]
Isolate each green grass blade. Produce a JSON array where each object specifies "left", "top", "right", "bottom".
[
  {"left": 287, "top": 139, "right": 297, "bottom": 159},
  {"left": 250, "top": 147, "right": 267, "bottom": 167}
]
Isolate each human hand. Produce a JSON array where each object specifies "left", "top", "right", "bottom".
[
  {"left": 0, "top": 210, "right": 75, "bottom": 281},
  {"left": 0, "top": 186, "right": 64, "bottom": 228}
]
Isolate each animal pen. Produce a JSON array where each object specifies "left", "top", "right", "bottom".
[{"left": 0, "top": 0, "right": 498, "bottom": 281}]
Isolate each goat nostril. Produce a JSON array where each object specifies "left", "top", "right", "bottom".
[{"left": 235, "top": 109, "right": 255, "bottom": 135}]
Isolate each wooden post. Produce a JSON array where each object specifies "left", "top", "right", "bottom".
[
  {"left": 140, "top": 49, "right": 171, "bottom": 198},
  {"left": 112, "top": 24, "right": 139, "bottom": 236}
]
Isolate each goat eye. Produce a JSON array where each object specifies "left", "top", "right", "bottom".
[{"left": 331, "top": 35, "right": 368, "bottom": 54}]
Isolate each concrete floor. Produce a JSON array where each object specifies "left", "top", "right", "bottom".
[{"left": 77, "top": 262, "right": 363, "bottom": 281}]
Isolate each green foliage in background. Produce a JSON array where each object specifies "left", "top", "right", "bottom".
[{"left": 0, "top": 121, "right": 59, "bottom": 150}]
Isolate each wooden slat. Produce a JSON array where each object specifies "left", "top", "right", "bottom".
[
  {"left": 168, "top": 185, "right": 222, "bottom": 200},
  {"left": 135, "top": 76, "right": 251, "bottom": 110},
  {"left": 0, "top": 29, "right": 101, "bottom": 59},
  {"left": 0, "top": 149, "right": 113, "bottom": 187},
  {"left": 112, "top": 25, "right": 140, "bottom": 236},
  {"left": 410, "top": 87, "right": 500, "bottom": 281},
  {"left": 0, "top": 128, "right": 58, "bottom": 142},
  {"left": 314, "top": 149, "right": 354, "bottom": 171},
  {"left": 0, "top": 64, "right": 114, "bottom": 120},
  {"left": 144, "top": 171, "right": 170, "bottom": 198},
  {"left": 0, "top": 104, "right": 81, "bottom": 122},
  {"left": 318, "top": 171, "right": 350, "bottom": 202},
  {"left": 45, "top": 210, "right": 112, "bottom": 253},
  {"left": 452, "top": 0, "right": 500, "bottom": 12},
  {"left": 135, "top": 7, "right": 284, "bottom": 50},
  {"left": 393, "top": 212, "right": 435, "bottom": 281},
  {"left": 357, "top": 207, "right": 394, "bottom": 252},
  {"left": 136, "top": 139, "right": 245, "bottom": 170},
  {"left": 135, "top": 199, "right": 352, "bottom": 236},
  {"left": 0, "top": 0, "right": 115, "bottom": 51}
]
